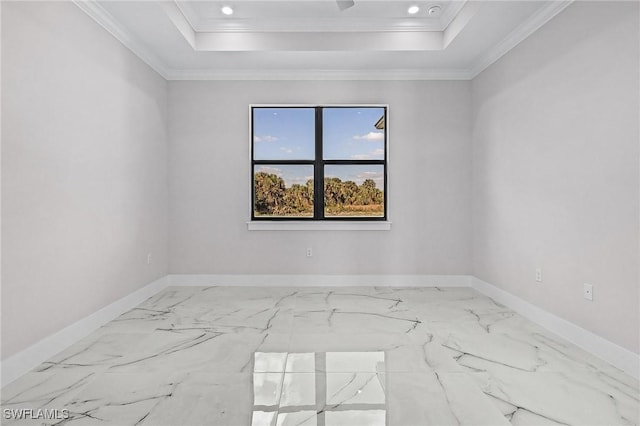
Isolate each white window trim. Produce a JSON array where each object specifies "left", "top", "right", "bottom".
[{"left": 247, "top": 221, "right": 391, "bottom": 231}]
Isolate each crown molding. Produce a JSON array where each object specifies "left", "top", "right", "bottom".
[
  {"left": 173, "top": 0, "right": 199, "bottom": 32},
  {"left": 163, "top": 68, "right": 474, "bottom": 81},
  {"left": 438, "top": 0, "right": 468, "bottom": 31},
  {"left": 162, "top": 1, "right": 196, "bottom": 49},
  {"left": 74, "top": 0, "right": 574, "bottom": 82},
  {"left": 467, "top": 0, "right": 574, "bottom": 79},
  {"left": 72, "top": 0, "right": 170, "bottom": 79}
]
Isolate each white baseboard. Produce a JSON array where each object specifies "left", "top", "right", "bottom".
[
  {"left": 3, "top": 274, "right": 637, "bottom": 388},
  {"left": 167, "top": 274, "right": 472, "bottom": 287},
  {"left": 1, "top": 275, "right": 169, "bottom": 387},
  {"left": 471, "top": 277, "right": 640, "bottom": 380}
]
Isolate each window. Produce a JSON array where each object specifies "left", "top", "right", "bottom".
[{"left": 251, "top": 105, "right": 387, "bottom": 221}]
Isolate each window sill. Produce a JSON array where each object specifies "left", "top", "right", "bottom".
[{"left": 247, "top": 221, "right": 392, "bottom": 231}]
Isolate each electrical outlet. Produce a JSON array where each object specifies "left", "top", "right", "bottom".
[
  {"left": 147, "top": 253, "right": 152, "bottom": 265},
  {"left": 535, "top": 268, "right": 542, "bottom": 282},
  {"left": 306, "top": 248, "right": 313, "bottom": 257},
  {"left": 584, "top": 283, "right": 593, "bottom": 301}
]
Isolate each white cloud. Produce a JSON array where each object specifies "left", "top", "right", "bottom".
[
  {"left": 353, "top": 131, "right": 384, "bottom": 141},
  {"left": 254, "top": 135, "right": 279, "bottom": 143},
  {"left": 358, "top": 171, "right": 383, "bottom": 179},
  {"left": 283, "top": 174, "right": 314, "bottom": 187},
  {"left": 257, "top": 166, "right": 282, "bottom": 176},
  {"left": 279, "top": 147, "right": 293, "bottom": 154},
  {"left": 350, "top": 148, "right": 385, "bottom": 160},
  {"left": 289, "top": 176, "right": 307, "bottom": 185},
  {"left": 356, "top": 171, "right": 384, "bottom": 188}
]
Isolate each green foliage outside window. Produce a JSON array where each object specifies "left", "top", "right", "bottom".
[{"left": 254, "top": 172, "right": 383, "bottom": 217}]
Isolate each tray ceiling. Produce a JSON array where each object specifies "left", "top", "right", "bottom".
[{"left": 76, "top": 0, "right": 573, "bottom": 79}]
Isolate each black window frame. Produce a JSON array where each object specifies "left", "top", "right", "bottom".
[{"left": 251, "top": 105, "right": 388, "bottom": 221}]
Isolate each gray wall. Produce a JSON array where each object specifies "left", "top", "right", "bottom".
[
  {"left": 3, "top": 0, "right": 637, "bottom": 361},
  {"left": 169, "top": 80, "right": 472, "bottom": 275},
  {"left": 1, "top": 2, "right": 169, "bottom": 359},
  {"left": 471, "top": 2, "right": 639, "bottom": 353}
]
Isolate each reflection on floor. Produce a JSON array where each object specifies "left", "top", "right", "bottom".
[
  {"left": 252, "top": 351, "right": 387, "bottom": 425},
  {"left": 1, "top": 286, "right": 638, "bottom": 425}
]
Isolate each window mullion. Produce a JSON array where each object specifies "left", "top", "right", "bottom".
[{"left": 314, "top": 107, "right": 324, "bottom": 220}]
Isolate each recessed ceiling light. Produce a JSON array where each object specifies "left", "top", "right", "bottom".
[
  {"left": 408, "top": 5, "right": 420, "bottom": 14},
  {"left": 221, "top": 6, "right": 234, "bottom": 16},
  {"left": 427, "top": 5, "right": 441, "bottom": 16}
]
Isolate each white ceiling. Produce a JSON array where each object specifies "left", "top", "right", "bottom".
[{"left": 76, "top": 0, "right": 573, "bottom": 80}]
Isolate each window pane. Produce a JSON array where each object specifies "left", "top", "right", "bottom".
[
  {"left": 323, "top": 107, "right": 385, "bottom": 160},
  {"left": 253, "top": 108, "right": 315, "bottom": 160},
  {"left": 324, "top": 165, "right": 384, "bottom": 217},
  {"left": 254, "top": 165, "right": 314, "bottom": 217}
]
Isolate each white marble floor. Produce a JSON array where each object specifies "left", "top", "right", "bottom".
[{"left": 2, "top": 286, "right": 638, "bottom": 425}]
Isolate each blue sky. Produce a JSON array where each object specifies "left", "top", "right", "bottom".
[
  {"left": 253, "top": 108, "right": 316, "bottom": 160},
  {"left": 322, "top": 107, "right": 385, "bottom": 160},
  {"left": 253, "top": 107, "right": 385, "bottom": 188}
]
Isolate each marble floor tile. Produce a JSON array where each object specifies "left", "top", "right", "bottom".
[
  {"left": 377, "top": 286, "right": 481, "bottom": 305},
  {"left": 1, "top": 372, "right": 96, "bottom": 425},
  {"left": 384, "top": 342, "right": 459, "bottom": 372},
  {"left": 466, "top": 362, "right": 639, "bottom": 425},
  {"left": 408, "top": 297, "right": 514, "bottom": 325},
  {"left": 2, "top": 286, "right": 638, "bottom": 426},
  {"left": 61, "top": 372, "right": 186, "bottom": 425},
  {"left": 274, "top": 411, "right": 317, "bottom": 426},
  {"left": 280, "top": 373, "right": 316, "bottom": 408},
  {"left": 139, "top": 372, "right": 254, "bottom": 426},
  {"left": 34, "top": 333, "right": 150, "bottom": 374},
  {"left": 326, "top": 372, "right": 386, "bottom": 406},
  {"left": 291, "top": 309, "right": 424, "bottom": 335},
  {"left": 324, "top": 409, "right": 386, "bottom": 426},
  {"left": 384, "top": 371, "right": 510, "bottom": 426},
  {"left": 109, "top": 330, "right": 284, "bottom": 374},
  {"left": 287, "top": 332, "right": 412, "bottom": 353}
]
